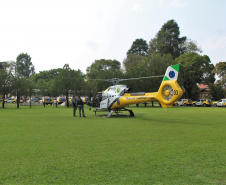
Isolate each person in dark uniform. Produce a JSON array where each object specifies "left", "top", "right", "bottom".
[
  {"left": 72, "top": 96, "right": 77, "bottom": 117},
  {"left": 77, "top": 96, "right": 86, "bottom": 117}
]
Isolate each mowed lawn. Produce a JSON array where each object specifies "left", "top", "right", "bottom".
[{"left": 0, "top": 105, "right": 225, "bottom": 184}]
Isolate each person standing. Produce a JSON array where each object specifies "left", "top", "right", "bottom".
[
  {"left": 77, "top": 96, "right": 86, "bottom": 117},
  {"left": 72, "top": 96, "right": 77, "bottom": 117}
]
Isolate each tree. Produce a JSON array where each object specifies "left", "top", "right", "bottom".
[
  {"left": 155, "top": 19, "right": 187, "bottom": 58},
  {"left": 16, "top": 53, "right": 35, "bottom": 78},
  {"left": 148, "top": 37, "right": 157, "bottom": 56},
  {"left": 182, "top": 39, "right": 202, "bottom": 54},
  {"left": 32, "top": 68, "right": 63, "bottom": 106},
  {"left": 123, "top": 65, "right": 144, "bottom": 92},
  {"left": 37, "top": 79, "right": 50, "bottom": 107},
  {"left": 37, "top": 79, "right": 49, "bottom": 97},
  {"left": 86, "top": 59, "right": 122, "bottom": 92},
  {"left": 57, "top": 64, "right": 85, "bottom": 107},
  {"left": 123, "top": 54, "right": 144, "bottom": 73},
  {"left": 49, "top": 78, "right": 61, "bottom": 107},
  {"left": 0, "top": 62, "right": 14, "bottom": 108},
  {"left": 181, "top": 84, "right": 200, "bottom": 100},
  {"left": 25, "top": 78, "right": 36, "bottom": 108},
  {"left": 213, "top": 62, "right": 226, "bottom": 88},
  {"left": 212, "top": 62, "right": 226, "bottom": 98},
  {"left": 11, "top": 75, "right": 29, "bottom": 108},
  {"left": 31, "top": 68, "right": 62, "bottom": 83},
  {"left": 176, "top": 52, "right": 215, "bottom": 99},
  {"left": 127, "top": 38, "right": 148, "bottom": 56},
  {"left": 209, "top": 82, "right": 225, "bottom": 101},
  {"left": 214, "top": 62, "right": 226, "bottom": 79},
  {"left": 123, "top": 39, "right": 148, "bottom": 73},
  {"left": 0, "top": 62, "right": 3, "bottom": 69}
]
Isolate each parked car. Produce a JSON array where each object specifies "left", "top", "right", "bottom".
[
  {"left": 30, "top": 97, "right": 39, "bottom": 102},
  {"left": 69, "top": 97, "right": 73, "bottom": 103},
  {"left": 213, "top": 99, "right": 226, "bottom": 107},
  {"left": 42, "top": 97, "right": 53, "bottom": 105},
  {"left": 192, "top": 99, "right": 212, "bottom": 107},
  {"left": 12, "top": 98, "right": 23, "bottom": 103},
  {"left": 212, "top": 101, "right": 217, "bottom": 107},
  {"left": 175, "top": 99, "right": 192, "bottom": 106},
  {"left": 57, "top": 97, "right": 66, "bottom": 104},
  {"left": 6, "top": 98, "right": 13, "bottom": 103},
  {"left": 83, "top": 97, "right": 88, "bottom": 104}
]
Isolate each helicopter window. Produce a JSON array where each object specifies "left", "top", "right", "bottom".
[
  {"left": 120, "top": 87, "right": 131, "bottom": 96},
  {"left": 120, "top": 90, "right": 125, "bottom": 96}
]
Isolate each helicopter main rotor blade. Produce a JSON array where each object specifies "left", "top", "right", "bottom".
[
  {"left": 88, "top": 75, "right": 164, "bottom": 85},
  {"left": 121, "top": 75, "right": 164, "bottom": 81}
]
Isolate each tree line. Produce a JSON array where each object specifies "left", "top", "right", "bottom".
[{"left": 1, "top": 19, "right": 225, "bottom": 108}]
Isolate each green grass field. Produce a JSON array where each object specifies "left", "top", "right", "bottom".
[{"left": 0, "top": 105, "right": 225, "bottom": 184}]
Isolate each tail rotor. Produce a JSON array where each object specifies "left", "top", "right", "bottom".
[{"left": 162, "top": 84, "right": 173, "bottom": 101}]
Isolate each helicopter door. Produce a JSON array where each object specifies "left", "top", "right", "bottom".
[
  {"left": 93, "top": 93, "right": 102, "bottom": 108},
  {"left": 100, "top": 92, "right": 108, "bottom": 109}
]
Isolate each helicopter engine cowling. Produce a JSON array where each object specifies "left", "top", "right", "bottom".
[{"left": 155, "top": 80, "right": 183, "bottom": 108}]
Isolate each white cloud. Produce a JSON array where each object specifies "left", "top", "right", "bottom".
[
  {"left": 158, "top": 0, "right": 187, "bottom": 8},
  {"left": 132, "top": 4, "right": 142, "bottom": 11},
  {"left": 202, "top": 36, "right": 226, "bottom": 51},
  {"left": 171, "top": 0, "right": 187, "bottom": 7},
  {"left": 158, "top": 0, "right": 164, "bottom": 7}
]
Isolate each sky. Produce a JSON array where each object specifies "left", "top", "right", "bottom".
[{"left": 1, "top": 0, "right": 226, "bottom": 74}]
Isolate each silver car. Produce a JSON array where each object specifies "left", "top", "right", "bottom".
[{"left": 216, "top": 99, "right": 226, "bottom": 107}]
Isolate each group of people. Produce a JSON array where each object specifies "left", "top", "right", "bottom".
[{"left": 72, "top": 96, "right": 86, "bottom": 117}]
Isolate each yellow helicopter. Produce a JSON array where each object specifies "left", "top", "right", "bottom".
[{"left": 87, "top": 64, "right": 183, "bottom": 117}]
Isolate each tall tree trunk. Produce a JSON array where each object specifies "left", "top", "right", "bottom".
[
  {"left": 17, "top": 94, "right": 20, "bottom": 108},
  {"left": 66, "top": 94, "right": 69, "bottom": 107},
  {"left": 30, "top": 86, "right": 32, "bottom": 108},
  {"left": 2, "top": 93, "right": 5, "bottom": 108}
]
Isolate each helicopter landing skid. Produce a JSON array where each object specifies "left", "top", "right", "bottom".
[
  {"left": 93, "top": 108, "right": 134, "bottom": 117},
  {"left": 127, "top": 109, "right": 135, "bottom": 117},
  {"left": 107, "top": 110, "right": 114, "bottom": 118},
  {"left": 107, "top": 109, "right": 135, "bottom": 118}
]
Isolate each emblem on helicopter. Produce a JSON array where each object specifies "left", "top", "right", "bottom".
[
  {"left": 169, "top": 71, "right": 175, "bottom": 78},
  {"left": 117, "top": 86, "right": 120, "bottom": 93}
]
